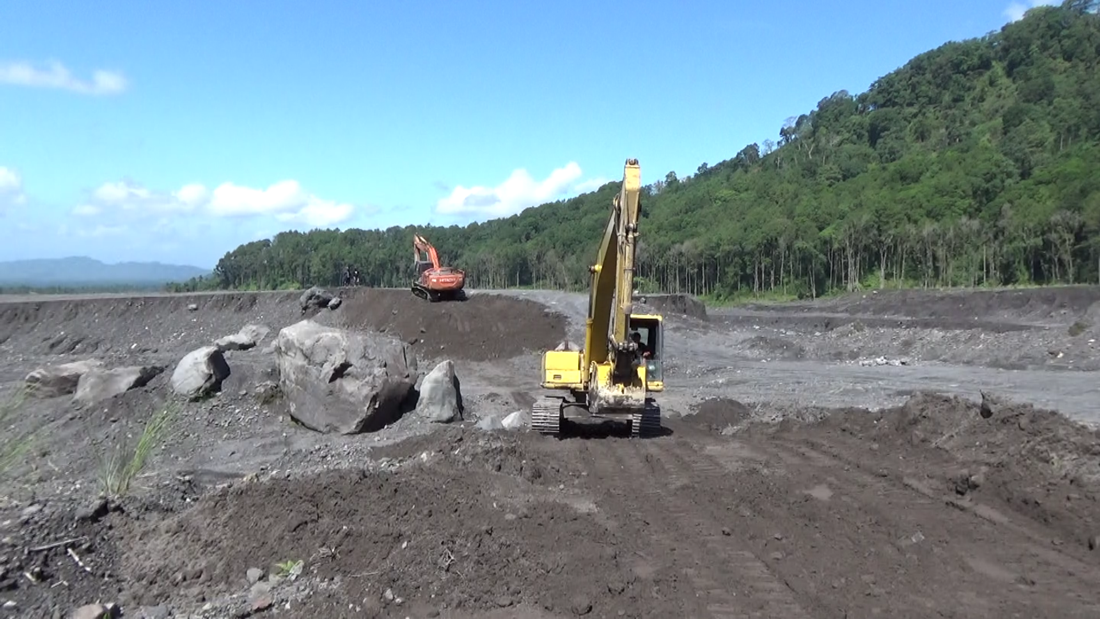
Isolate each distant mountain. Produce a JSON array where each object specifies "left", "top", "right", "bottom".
[{"left": 0, "top": 257, "right": 211, "bottom": 287}]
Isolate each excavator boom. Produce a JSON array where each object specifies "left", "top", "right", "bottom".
[{"left": 530, "top": 159, "right": 664, "bottom": 438}]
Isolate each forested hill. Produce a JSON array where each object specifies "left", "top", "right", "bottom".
[{"left": 174, "top": 1, "right": 1100, "bottom": 300}]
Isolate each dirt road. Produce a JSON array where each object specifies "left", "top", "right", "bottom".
[{"left": 1, "top": 285, "right": 1099, "bottom": 618}]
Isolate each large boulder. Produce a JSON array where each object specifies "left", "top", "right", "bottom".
[
  {"left": 74, "top": 365, "right": 165, "bottom": 405},
  {"left": 299, "top": 287, "right": 336, "bottom": 313},
  {"left": 274, "top": 319, "right": 418, "bottom": 434},
  {"left": 415, "top": 359, "right": 463, "bottom": 423},
  {"left": 25, "top": 359, "right": 105, "bottom": 398},
  {"left": 171, "top": 346, "right": 231, "bottom": 400}
]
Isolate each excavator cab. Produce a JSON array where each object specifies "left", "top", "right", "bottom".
[{"left": 629, "top": 314, "right": 664, "bottom": 392}]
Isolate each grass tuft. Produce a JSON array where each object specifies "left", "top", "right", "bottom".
[{"left": 98, "top": 401, "right": 176, "bottom": 499}]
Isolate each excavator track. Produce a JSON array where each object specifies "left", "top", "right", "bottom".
[
  {"left": 630, "top": 400, "right": 662, "bottom": 438},
  {"left": 531, "top": 397, "right": 563, "bottom": 438},
  {"left": 411, "top": 283, "right": 439, "bottom": 302}
]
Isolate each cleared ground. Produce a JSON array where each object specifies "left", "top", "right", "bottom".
[{"left": 1, "top": 285, "right": 1099, "bottom": 618}]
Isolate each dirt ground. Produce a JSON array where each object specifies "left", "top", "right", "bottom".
[{"left": 1, "top": 285, "right": 1100, "bottom": 618}]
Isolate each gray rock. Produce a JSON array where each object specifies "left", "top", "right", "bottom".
[
  {"left": 214, "top": 333, "right": 255, "bottom": 352},
  {"left": 239, "top": 324, "right": 271, "bottom": 343},
  {"left": 415, "top": 359, "right": 463, "bottom": 423},
  {"left": 73, "top": 365, "right": 165, "bottom": 405},
  {"left": 274, "top": 319, "right": 418, "bottom": 434},
  {"left": 501, "top": 410, "right": 529, "bottom": 430},
  {"left": 327, "top": 297, "right": 343, "bottom": 310},
  {"left": 25, "top": 359, "right": 104, "bottom": 398},
  {"left": 137, "top": 605, "right": 170, "bottom": 619},
  {"left": 170, "top": 346, "right": 231, "bottom": 400},
  {"left": 214, "top": 324, "right": 271, "bottom": 352},
  {"left": 186, "top": 303, "right": 199, "bottom": 311},
  {"left": 246, "top": 567, "right": 264, "bottom": 584},
  {"left": 70, "top": 603, "right": 120, "bottom": 619},
  {"left": 476, "top": 415, "right": 505, "bottom": 431},
  {"left": 299, "top": 286, "right": 334, "bottom": 313}
]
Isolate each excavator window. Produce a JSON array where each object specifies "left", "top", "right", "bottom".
[{"left": 628, "top": 316, "right": 663, "bottom": 383}]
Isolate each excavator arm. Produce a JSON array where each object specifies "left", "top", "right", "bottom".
[
  {"left": 413, "top": 234, "right": 441, "bottom": 269},
  {"left": 583, "top": 159, "right": 643, "bottom": 382}
]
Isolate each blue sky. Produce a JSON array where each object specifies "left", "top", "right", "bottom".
[{"left": 0, "top": 0, "right": 1058, "bottom": 269}]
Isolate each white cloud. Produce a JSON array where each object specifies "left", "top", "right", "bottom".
[
  {"left": 435, "top": 162, "right": 608, "bottom": 217},
  {"left": 0, "top": 60, "right": 128, "bottom": 95},
  {"left": 0, "top": 166, "right": 27, "bottom": 213},
  {"left": 207, "top": 180, "right": 308, "bottom": 217},
  {"left": 74, "top": 177, "right": 357, "bottom": 228},
  {"left": 1004, "top": 0, "right": 1058, "bottom": 22}
]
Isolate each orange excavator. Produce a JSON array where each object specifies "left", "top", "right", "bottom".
[{"left": 412, "top": 233, "right": 466, "bottom": 302}]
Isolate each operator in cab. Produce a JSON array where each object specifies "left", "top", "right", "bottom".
[{"left": 631, "top": 331, "right": 652, "bottom": 359}]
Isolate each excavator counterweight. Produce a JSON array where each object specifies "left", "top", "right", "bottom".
[
  {"left": 411, "top": 234, "right": 466, "bottom": 302},
  {"left": 529, "top": 159, "right": 664, "bottom": 439}
]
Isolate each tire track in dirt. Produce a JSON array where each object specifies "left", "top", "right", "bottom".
[
  {"left": 662, "top": 418, "right": 1100, "bottom": 618},
  {"left": 573, "top": 436, "right": 811, "bottom": 619},
  {"left": 768, "top": 433, "right": 1100, "bottom": 606}
]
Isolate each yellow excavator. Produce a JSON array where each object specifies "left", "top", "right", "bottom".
[{"left": 531, "top": 158, "right": 664, "bottom": 438}]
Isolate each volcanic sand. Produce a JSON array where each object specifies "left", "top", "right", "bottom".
[{"left": 1, "top": 285, "right": 1099, "bottom": 618}]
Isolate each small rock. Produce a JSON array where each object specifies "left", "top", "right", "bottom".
[
  {"left": 137, "top": 605, "right": 170, "bottom": 619},
  {"left": 494, "top": 596, "right": 514, "bottom": 607},
  {"left": 187, "top": 303, "right": 199, "bottom": 311},
  {"left": 476, "top": 415, "right": 505, "bottom": 432},
  {"left": 246, "top": 567, "right": 264, "bottom": 584},
  {"left": 501, "top": 410, "right": 529, "bottom": 430},
  {"left": 570, "top": 596, "right": 593, "bottom": 615},
  {"left": 721, "top": 527, "right": 731, "bottom": 536},
  {"left": 70, "top": 603, "right": 120, "bottom": 619},
  {"left": 1089, "top": 535, "right": 1099, "bottom": 551},
  {"left": 250, "top": 596, "right": 273, "bottom": 613}
]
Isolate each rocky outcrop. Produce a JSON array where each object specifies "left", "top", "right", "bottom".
[
  {"left": 24, "top": 359, "right": 105, "bottom": 398},
  {"left": 170, "top": 346, "right": 231, "bottom": 400},
  {"left": 273, "top": 319, "right": 418, "bottom": 434},
  {"left": 74, "top": 365, "right": 165, "bottom": 405},
  {"left": 415, "top": 360, "right": 463, "bottom": 423}
]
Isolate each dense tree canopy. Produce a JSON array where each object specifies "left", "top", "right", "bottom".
[{"left": 172, "top": 1, "right": 1100, "bottom": 301}]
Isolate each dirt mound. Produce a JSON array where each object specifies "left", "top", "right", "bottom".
[
  {"left": 635, "top": 293, "right": 708, "bottom": 320},
  {"left": 0, "top": 292, "right": 305, "bottom": 360},
  {"left": 696, "top": 392, "right": 1100, "bottom": 552},
  {"left": 118, "top": 458, "right": 628, "bottom": 615},
  {"left": 336, "top": 289, "right": 566, "bottom": 362},
  {"left": 0, "top": 288, "right": 567, "bottom": 365},
  {"left": 687, "top": 397, "right": 753, "bottom": 431}
]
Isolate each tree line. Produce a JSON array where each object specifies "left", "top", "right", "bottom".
[{"left": 170, "top": 1, "right": 1100, "bottom": 301}]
